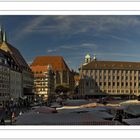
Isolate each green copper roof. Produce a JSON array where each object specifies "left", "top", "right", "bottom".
[{"left": 85, "top": 53, "right": 91, "bottom": 59}]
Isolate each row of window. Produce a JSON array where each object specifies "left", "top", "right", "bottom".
[
  {"left": 33, "top": 71, "right": 48, "bottom": 74},
  {"left": 85, "top": 81, "right": 140, "bottom": 87},
  {"left": 94, "top": 75, "right": 138, "bottom": 80},
  {"left": 0, "top": 93, "right": 9, "bottom": 96},
  {"left": 102, "top": 89, "right": 138, "bottom": 93},
  {"left": 83, "top": 70, "right": 139, "bottom": 76},
  {"left": 0, "top": 84, "right": 9, "bottom": 88},
  {"left": 90, "top": 89, "right": 140, "bottom": 94},
  {"left": 35, "top": 88, "right": 48, "bottom": 92},
  {"left": 98, "top": 82, "right": 139, "bottom": 87},
  {"left": 34, "top": 78, "right": 48, "bottom": 81},
  {"left": 34, "top": 82, "right": 48, "bottom": 86}
]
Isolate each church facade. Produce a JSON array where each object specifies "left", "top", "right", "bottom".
[{"left": 31, "top": 56, "right": 75, "bottom": 99}]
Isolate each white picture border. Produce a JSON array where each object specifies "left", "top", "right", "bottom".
[{"left": 0, "top": 1, "right": 140, "bottom": 138}]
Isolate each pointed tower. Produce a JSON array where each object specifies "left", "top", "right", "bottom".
[
  {"left": 0, "top": 25, "right": 3, "bottom": 43},
  {"left": 93, "top": 54, "right": 97, "bottom": 61},
  {"left": 3, "top": 31, "right": 7, "bottom": 42},
  {"left": 85, "top": 53, "right": 91, "bottom": 64}
]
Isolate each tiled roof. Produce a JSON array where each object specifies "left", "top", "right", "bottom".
[
  {"left": 0, "top": 42, "right": 31, "bottom": 71},
  {"left": 0, "top": 48, "right": 21, "bottom": 72},
  {"left": 82, "top": 60, "right": 140, "bottom": 70},
  {"left": 31, "top": 65, "right": 49, "bottom": 73},
  {"left": 34, "top": 74, "right": 46, "bottom": 78},
  {"left": 31, "top": 56, "right": 70, "bottom": 71}
]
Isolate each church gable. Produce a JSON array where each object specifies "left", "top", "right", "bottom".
[{"left": 0, "top": 42, "right": 12, "bottom": 53}]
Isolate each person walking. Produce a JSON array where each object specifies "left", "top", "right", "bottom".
[{"left": 1, "top": 118, "right": 5, "bottom": 125}]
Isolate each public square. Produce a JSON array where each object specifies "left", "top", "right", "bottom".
[{"left": 10, "top": 98, "right": 140, "bottom": 125}]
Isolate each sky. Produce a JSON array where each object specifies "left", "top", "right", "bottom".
[{"left": 1, "top": 15, "right": 140, "bottom": 71}]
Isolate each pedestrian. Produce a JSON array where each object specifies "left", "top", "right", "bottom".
[
  {"left": 19, "top": 111, "right": 22, "bottom": 116},
  {"left": 1, "top": 118, "right": 5, "bottom": 125},
  {"left": 5, "top": 108, "right": 8, "bottom": 115},
  {"left": 11, "top": 112, "right": 15, "bottom": 123},
  {"left": 118, "top": 114, "right": 123, "bottom": 123}
]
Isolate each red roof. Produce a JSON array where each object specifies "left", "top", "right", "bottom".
[
  {"left": 82, "top": 60, "right": 140, "bottom": 70},
  {"left": 0, "top": 42, "right": 30, "bottom": 71},
  {"left": 31, "top": 65, "right": 49, "bottom": 73},
  {"left": 31, "top": 56, "right": 70, "bottom": 71}
]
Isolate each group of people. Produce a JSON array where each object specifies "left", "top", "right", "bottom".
[
  {"left": 0, "top": 102, "right": 25, "bottom": 125},
  {"left": 0, "top": 111, "right": 16, "bottom": 125}
]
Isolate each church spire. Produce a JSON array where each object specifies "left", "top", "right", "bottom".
[
  {"left": 0, "top": 25, "right": 2, "bottom": 32},
  {"left": 85, "top": 53, "right": 91, "bottom": 64},
  {"left": 0, "top": 25, "right": 3, "bottom": 43},
  {"left": 3, "top": 31, "right": 7, "bottom": 42},
  {"left": 93, "top": 53, "right": 97, "bottom": 61}
]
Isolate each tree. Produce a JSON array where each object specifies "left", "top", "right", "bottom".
[
  {"left": 55, "top": 84, "right": 70, "bottom": 99},
  {"left": 55, "top": 84, "right": 70, "bottom": 94}
]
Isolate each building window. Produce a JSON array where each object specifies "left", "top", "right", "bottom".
[
  {"left": 113, "top": 76, "right": 115, "bottom": 80},
  {"left": 95, "top": 82, "right": 98, "bottom": 86},
  {"left": 113, "top": 82, "right": 115, "bottom": 86},
  {"left": 108, "top": 70, "right": 110, "bottom": 75},
  {"left": 108, "top": 90, "right": 111, "bottom": 93},
  {"left": 122, "top": 82, "right": 124, "bottom": 87},
  {"left": 117, "top": 82, "right": 119, "bottom": 86},
  {"left": 113, "top": 70, "right": 115, "bottom": 74},
  {"left": 117, "top": 90, "right": 120, "bottom": 93},
  {"left": 139, "top": 76, "right": 140, "bottom": 80},
  {"left": 126, "top": 82, "right": 128, "bottom": 87}
]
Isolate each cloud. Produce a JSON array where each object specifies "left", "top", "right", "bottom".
[
  {"left": 47, "top": 49, "right": 58, "bottom": 53},
  {"left": 14, "top": 16, "right": 48, "bottom": 41},
  {"left": 107, "top": 34, "right": 132, "bottom": 44},
  {"left": 60, "top": 42, "right": 97, "bottom": 50},
  {"left": 14, "top": 15, "right": 140, "bottom": 42}
]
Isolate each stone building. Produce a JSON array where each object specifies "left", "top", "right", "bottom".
[
  {"left": 0, "top": 49, "right": 10, "bottom": 105},
  {"left": 0, "top": 49, "right": 21, "bottom": 105},
  {"left": 0, "top": 27, "right": 34, "bottom": 102},
  {"left": 31, "top": 56, "right": 74, "bottom": 96},
  {"left": 31, "top": 65, "right": 55, "bottom": 101},
  {"left": 79, "top": 54, "right": 140, "bottom": 98}
]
